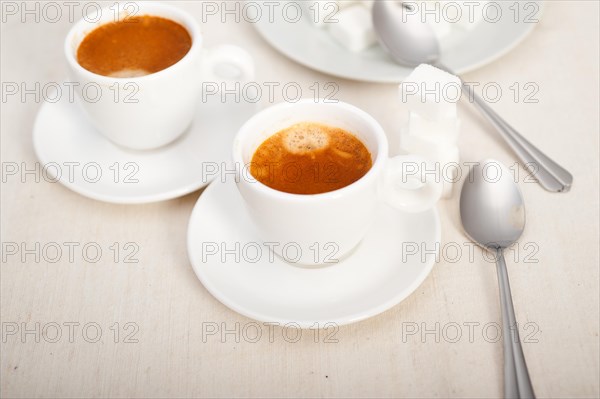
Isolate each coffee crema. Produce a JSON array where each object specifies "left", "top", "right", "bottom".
[
  {"left": 77, "top": 15, "right": 192, "bottom": 77},
  {"left": 250, "top": 122, "right": 373, "bottom": 195}
]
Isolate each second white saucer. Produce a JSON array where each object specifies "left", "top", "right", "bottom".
[
  {"left": 33, "top": 92, "right": 255, "bottom": 204},
  {"left": 187, "top": 177, "right": 441, "bottom": 327}
]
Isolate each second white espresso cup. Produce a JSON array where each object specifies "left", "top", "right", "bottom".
[
  {"left": 64, "top": 2, "right": 254, "bottom": 150},
  {"left": 233, "top": 100, "right": 443, "bottom": 266}
]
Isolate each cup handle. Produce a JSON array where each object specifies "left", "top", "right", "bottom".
[
  {"left": 202, "top": 44, "right": 255, "bottom": 83},
  {"left": 380, "top": 155, "right": 443, "bottom": 213}
]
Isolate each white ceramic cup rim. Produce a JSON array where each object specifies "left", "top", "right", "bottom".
[
  {"left": 64, "top": 1, "right": 201, "bottom": 83},
  {"left": 232, "top": 100, "right": 389, "bottom": 202}
]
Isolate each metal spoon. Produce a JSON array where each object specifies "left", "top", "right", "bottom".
[
  {"left": 460, "top": 159, "right": 535, "bottom": 399},
  {"left": 372, "top": 1, "right": 573, "bottom": 193}
]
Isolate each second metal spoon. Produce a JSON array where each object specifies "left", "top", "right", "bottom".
[
  {"left": 372, "top": 0, "right": 573, "bottom": 193},
  {"left": 460, "top": 159, "right": 536, "bottom": 399}
]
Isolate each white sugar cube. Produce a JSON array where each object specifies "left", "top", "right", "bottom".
[
  {"left": 399, "top": 132, "right": 453, "bottom": 161},
  {"left": 328, "top": 5, "right": 377, "bottom": 52},
  {"left": 399, "top": 132, "right": 460, "bottom": 199},
  {"left": 399, "top": 64, "right": 462, "bottom": 121},
  {"left": 302, "top": 1, "right": 360, "bottom": 27},
  {"left": 440, "top": 146, "right": 460, "bottom": 198},
  {"left": 408, "top": 112, "right": 460, "bottom": 145}
]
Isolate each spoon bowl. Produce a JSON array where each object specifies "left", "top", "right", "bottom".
[
  {"left": 460, "top": 159, "right": 525, "bottom": 248},
  {"left": 372, "top": 0, "right": 440, "bottom": 66}
]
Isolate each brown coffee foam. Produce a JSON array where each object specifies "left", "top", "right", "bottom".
[{"left": 281, "top": 122, "right": 330, "bottom": 154}]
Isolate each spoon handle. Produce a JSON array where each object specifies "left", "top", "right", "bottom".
[
  {"left": 436, "top": 63, "right": 573, "bottom": 193},
  {"left": 466, "top": 86, "right": 572, "bottom": 193},
  {"left": 496, "top": 250, "right": 536, "bottom": 399}
]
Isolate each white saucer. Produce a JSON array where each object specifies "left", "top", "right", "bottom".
[
  {"left": 253, "top": 1, "right": 543, "bottom": 83},
  {"left": 33, "top": 92, "right": 255, "bottom": 204},
  {"left": 187, "top": 177, "right": 441, "bottom": 327}
]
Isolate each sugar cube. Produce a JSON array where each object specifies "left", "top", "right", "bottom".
[
  {"left": 328, "top": 5, "right": 377, "bottom": 52},
  {"left": 407, "top": 112, "right": 460, "bottom": 145},
  {"left": 398, "top": 64, "right": 462, "bottom": 121},
  {"left": 399, "top": 132, "right": 460, "bottom": 199},
  {"left": 440, "top": 146, "right": 460, "bottom": 198}
]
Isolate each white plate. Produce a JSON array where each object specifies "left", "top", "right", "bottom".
[
  {"left": 187, "top": 176, "right": 441, "bottom": 327},
  {"left": 253, "top": 1, "right": 543, "bottom": 83},
  {"left": 33, "top": 91, "right": 255, "bottom": 204}
]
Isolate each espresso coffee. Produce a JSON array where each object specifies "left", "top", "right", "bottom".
[
  {"left": 77, "top": 15, "right": 192, "bottom": 77},
  {"left": 250, "top": 122, "right": 372, "bottom": 195}
]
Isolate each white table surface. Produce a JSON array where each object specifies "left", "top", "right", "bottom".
[{"left": 1, "top": 1, "right": 599, "bottom": 397}]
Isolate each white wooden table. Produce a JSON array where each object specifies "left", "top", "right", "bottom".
[{"left": 1, "top": 1, "right": 598, "bottom": 397}]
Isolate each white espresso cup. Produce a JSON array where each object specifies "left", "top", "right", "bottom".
[
  {"left": 65, "top": 2, "right": 254, "bottom": 150},
  {"left": 233, "top": 100, "right": 443, "bottom": 266}
]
